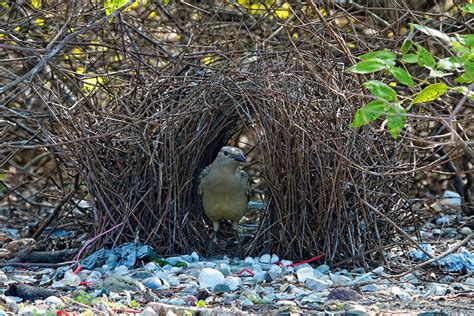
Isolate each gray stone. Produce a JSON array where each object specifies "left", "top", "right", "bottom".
[
  {"left": 269, "top": 265, "right": 282, "bottom": 280},
  {"left": 140, "top": 306, "right": 158, "bottom": 316},
  {"left": 198, "top": 268, "right": 225, "bottom": 289},
  {"left": 432, "top": 228, "right": 443, "bottom": 237},
  {"left": 360, "top": 284, "right": 378, "bottom": 292},
  {"left": 391, "top": 286, "right": 412, "bottom": 301},
  {"left": 103, "top": 275, "right": 145, "bottom": 292},
  {"left": 260, "top": 254, "right": 271, "bottom": 264},
  {"left": 305, "top": 277, "right": 333, "bottom": 291},
  {"left": 142, "top": 277, "right": 169, "bottom": 290},
  {"left": 300, "top": 293, "right": 325, "bottom": 304},
  {"left": 166, "top": 256, "right": 182, "bottom": 266},
  {"left": 131, "top": 271, "right": 155, "bottom": 280},
  {"left": 240, "top": 298, "right": 254, "bottom": 306},
  {"left": 328, "top": 288, "right": 358, "bottom": 301},
  {"left": 217, "top": 263, "right": 231, "bottom": 277},
  {"left": 296, "top": 267, "right": 314, "bottom": 282},
  {"left": 44, "top": 296, "right": 63, "bottom": 307},
  {"left": 315, "top": 264, "right": 330, "bottom": 274},
  {"left": 0, "top": 272, "right": 7, "bottom": 283},
  {"left": 463, "top": 277, "right": 474, "bottom": 287},
  {"left": 213, "top": 284, "right": 231, "bottom": 293},
  {"left": 329, "top": 273, "right": 351, "bottom": 285},
  {"left": 461, "top": 227, "right": 472, "bottom": 236},
  {"left": 224, "top": 276, "right": 242, "bottom": 291},
  {"left": 276, "top": 300, "right": 296, "bottom": 306}
]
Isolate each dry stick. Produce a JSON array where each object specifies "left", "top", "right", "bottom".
[
  {"left": 389, "top": 233, "right": 474, "bottom": 279},
  {"left": 0, "top": 0, "right": 134, "bottom": 94},
  {"left": 362, "top": 200, "right": 436, "bottom": 260},
  {"left": 32, "top": 184, "right": 80, "bottom": 240}
]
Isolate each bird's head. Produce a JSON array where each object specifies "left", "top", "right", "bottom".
[{"left": 214, "top": 146, "right": 246, "bottom": 168}]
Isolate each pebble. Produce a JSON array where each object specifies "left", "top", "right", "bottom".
[
  {"left": 276, "top": 300, "right": 296, "bottom": 306},
  {"left": 269, "top": 265, "right": 282, "bottom": 280},
  {"left": 432, "top": 228, "right": 443, "bottom": 237},
  {"left": 300, "top": 293, "right": 325, "bottom": 304},
  {"left": 360, "top": 284, "right": 378, "bottom": 292},
  {"left": 460, "top": 227, "right": 472, "bottom": 236},
  {"left": 224, "top": 276, "right": 242, "bottom": 291},
  {"left": 140, "top": 306, "right": 158, "bottom": 316},
  {"left": 198, "top": 268, "right": 225, "bottom": 290},
  {"left": 305, "top": 277, "right": 333, "bottom": 291},
  {"left": 44, "top": 296, "right": 63, "bottom": 307},
  {"left": 391, "top": 286, "right": 412, "bottom": 301},
  {"left": 142, "top": 277, "right": 169, "bottom": 290},
  {"left": 464, "top": 277, "right": 474, "bottom": 287},
  {"left": 316, "top": 264, "right": 330, "bottom": 274},
  {"left": 328, "top": 287, "right": 358, "bottom": 301},
  {"left": 296, "top": 267, "right": 314, "bottom": 282},
  {"left": 260, "top": 254, "right": 271, "bottom": 264}
]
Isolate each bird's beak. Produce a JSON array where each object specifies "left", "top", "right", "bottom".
[{"left": 234, "top": 154, "right": 246, "bottom": 162}]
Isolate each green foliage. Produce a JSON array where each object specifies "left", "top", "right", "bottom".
[
  {"left": 460, "top": 3, "right": 474, "bottom": 14},
  {"left": 129, "top": 300, "right": 140, "bottom": 309},
  {"left": 196, "top": 300, "right": 206, "bottom": 308},
  {"left": 346, "top": 24, "right": 473, "bottom": 139},
  {"left": 74, "top": 291, "right": 93, "bottom": 305},
  {"left": 104, "top": 0, "right": 130, "bottom": 16}
]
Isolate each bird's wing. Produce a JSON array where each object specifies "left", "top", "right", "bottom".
[
  {"left": 198, "top": 164, "right": 211, "bottom": 197},
  {"left": 239, "top": 168, "right": 251, "bottom": 199}
]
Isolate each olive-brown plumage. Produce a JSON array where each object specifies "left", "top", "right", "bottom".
[{"left": 198, "top": 146, "right": 250, "bottom": 252}]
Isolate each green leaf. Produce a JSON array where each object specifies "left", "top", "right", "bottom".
[
  {"left": 196, "top": 300, "right": 206, "bottom": 308},
  {"left": 363, "top": 80, "right": 397, "bottom": 101},
  {"left": 412, "top": 24, "right": 451, "bottom": 43},
  {"left": 386, "top": 104, "right": 407, "bottom": 139},
  {"left": 412, "top": 83, "right": 448, "bottom": 104},
  {"left": 437, "top": 57, "right": 462, "bottom": 70},
  {"left": 104, "top": 0, "right": 129, "bottom": 16},
  {"left": 346, "top": 60, "right": 387, "bottom": 74},
  {"left": 460, "top": 4, "right": 474, "bottom": 14},
  {"left": 350, "top": 100, "right": 387, "bottom": 128},
  {"left": 451, "top": 41, "right": 471, "bottom": 54},
  {"left": 429, "top": 69, "right": 451, "bottom": 78},
  {"left": 459, "top": 34, "right": 474, "bottom": 47},
  {"left": 401, "top": 54, "right": 418, "bottom": 64},
  {"left": 390, "top": 67, "right": 415, "bottom": 88},
  {"left": 400, "top": 29, "right": 414, "bottom": 55},
  {"left": 416, "top": 44, "right": 436, "bottom": 69},
  {"left": 359, "top": 50, "right": 396, "bottom": 62}
]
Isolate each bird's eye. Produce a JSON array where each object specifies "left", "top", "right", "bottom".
[{"left": 223, "top": 150, "right": 229, "bottom": 156}]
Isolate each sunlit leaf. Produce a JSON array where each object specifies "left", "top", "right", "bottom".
[
  {"left": 416, "top": 44, "right": 436, "bottom": 69},
  {"left": 437, "top": 57, "right": 462, "bottom": 70},
  {"left": 459, "top": 34, "right": 474, "bottom": 47},
  {"left": 83, "top": 74, "right": 105, "bottom": 92},
  {"left": 196, "top": 300, "right": 206, "bottom": 308},
  {"left": 359, "top": 50, "right": 396, "bottom": 62},
  {"left": 401, "top": 54, "right": 418, "bottom": 64},
  {"left": 350, "top": 100, "right": 387, "bottom": 128},
  {"left": 460, "top": 4, "right": 474, "bottom": 14},
  {"left": 363, "top": 80, "right": 397, "bottom": 101},
  {"left": 386, "top": 104, "right": 407, "bottom": 139},
  {"left": 274, "top": 3, "right": 289, "bottom": 20},
  {"left": 31, "top": 0, "right": 41, "bottom": 9},
  {"left": 412, "top": 24, "right": 451, "bottom": 43},
  {"left": 429, "top": 69, "right": 451, "bottom": 78},
  {"left": 390, "top": 67, "right": 415, "bottom": 88},
  {"left": 412, "top": 83, "right": 448, "bottom": 104},
  {"left": 346, "top": 60, "right": 387, "bottom": 74}
]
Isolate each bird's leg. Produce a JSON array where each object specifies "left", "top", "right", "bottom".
[
  {"left": 207, "top": 221, "right": 220, "bottom": 255},
  {"left": 232, "top": 221, "right": 242, "bottom": 258}
]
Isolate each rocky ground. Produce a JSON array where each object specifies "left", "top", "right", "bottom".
[{"left": 1, "top": 191, "right": 473, "bottom": 315}]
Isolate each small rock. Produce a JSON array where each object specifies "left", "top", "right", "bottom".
[
  {"left": 224, "top": 276, "right": 242, "bottom": 291},
  {"left": 113, "top": 265, "right": 129, "bottom": 276},
  {"left": 144, "top": 262, "right": 160, "bottom": 272},
  {"left": 140, "top": 306, "right": 158, "bottom": 316},
  {"left": 271, "top": 254, "right": 279, "bottom": 263},
  {"left": 315, "top": 264, "right": 330, "bottom": 274},
  {"left": 198, "top": 268, "right": 225, "bottom": 289},
  {"left": 4, "top": 238, "right": 36, "bottom": 253},
  {"left": 166, "top": 256, "right": 182, "bottom": 266},
  {"left": 0, "top": 271, "right": 7, "bottom": 282},
  {"left": 432, "top": 228, "right": 443, "bottom": 237},
  {"left": 217, "top": 263, "right": 231, "bottom": 277},
  {"left": 391, "top": 286, "right": 412, "bottom": 301},
  {"left": 428, "top": 283, "right": 448, "bottom": 296},
  {"left": 351, "top": 268, "right": 366, "bottom": 274},
  {"left": 328, "top": 288, "right": 358, "bottom": 301},
  {"left": 305, "top": 277, "right": 333, "bottom": 291},
  {"left": 269, "top": 265, "right": 282, "bottom": 280},
  {"left": 191, "top": 252, "right": 199, "bottom": 261},
  {"left": 260, "top": 254, "right": 271, "bottom": 264},
  {"left": 400, "top": 273, "right": 418, "bottom": 283},
  {"left": 329, "top": 273, "right": 351, "bottom": 285},
  {"left": 44, "top": 296, "right": 63, "bottom": 307},
  {"left": 142, "top": 277, "right": 169, "bottom": 290},
  {"left": 360, "top": 284, "right": 378, "bottom": 292},
  {"left": 442, "top": 227, "right": 457, "bottom": 237},
  {"left": 300, "top": 293, "right": 325, "bottom": 304},
  {"left": 296, "top": 267, "right": 314, "bottom": 282},
  {"left": 4, "top": 296, "right": 19, "bottom": 313},
  {"left": 131, "top": 271, "right": 154, "bottom": 281},
  {"left": 463, "top": 277, "right": 474, "bottom": 287},
  {"left": 244, "top": 257, "right": 255, "bottom": 265},
  {"left": 213, "top": 284, "right": 231, "bottom": 293},
  {"left": 222, "top": 292, "right": 238, "bottom": 305},
  {"left": 240, "top": 298, "right": 254, "bottom": 306},
  {"left": 0, "top": 249, "right": 12, "bottom": 260},
  {"left": 276, "top": 300, "right": 296, "bottom": 306},
  {"left": 460, "top": 227, "right": 472, "bottom": 236},
  {"left": 441, "top": 190, "right": 462, "bottom": 207},
  {"left": 103, "top": 275, "right": 145, "bottom": 292}
]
